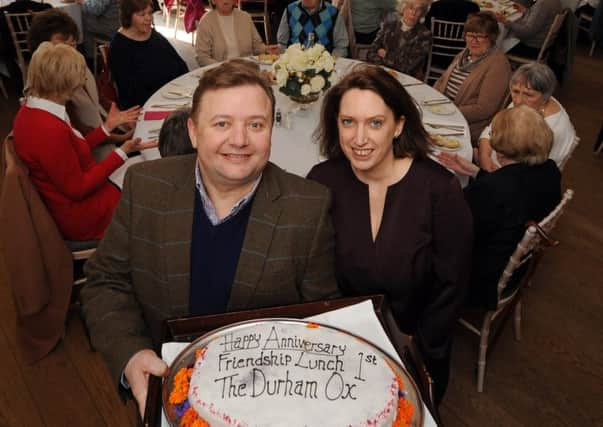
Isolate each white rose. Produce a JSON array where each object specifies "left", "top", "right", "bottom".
[
  {"left": 301, "top": 84, "right": 312, "bottom": 95},
  {"left": 310, "top": 75, "right": 325, "bottom": 92},
  {"left": 328, "top": 71, "right": 338, "bottom": 85},
  {"left": 321, "top": 53, "right": 335, "bottom": 72},
  {"left": 276, "top": 69, "right": 289, "bottom": 87},
  {"left": 289, "top": 51, "right": 307, "bottom": 72}
]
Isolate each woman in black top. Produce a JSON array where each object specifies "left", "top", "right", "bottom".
[{"left": 109, "top": 0, "right": 188, "bottom": 109}]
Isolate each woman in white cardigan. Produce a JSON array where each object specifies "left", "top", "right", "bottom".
[{"left": 195, "top": 0, "right": 277, "bottom": 66}]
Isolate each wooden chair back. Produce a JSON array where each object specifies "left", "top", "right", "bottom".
[
  {"left": 425, "top": 19, "right": 466, "bottom": 83},
  {"left": 239, "top": 0, "right": 271, "bottom": 42},
  {"left": 3, "top": 11, "right": 34, "bottom": 86}
]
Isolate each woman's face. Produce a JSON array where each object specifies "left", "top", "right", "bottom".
[
  {"left": 337, "top": 89, "right": 404, "bottom": 178},
  {"left": 213, "top": 0, "right": 235, "bottom": 15},
  {"left": 130, "top": 5, "right": 153, "bottom": 35},
  {"left": 465, "top": 31, "right": 492, "bottom": 57},
  {"left": 402, "top": 3, "right": 427, "bottom": 27},
  {"left": 510, "top": 82, "right": 547, "bottom": 110}
]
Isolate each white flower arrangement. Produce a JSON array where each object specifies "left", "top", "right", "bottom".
[{"left": 272, "top": 43, "right": 336, "bottom": 100}]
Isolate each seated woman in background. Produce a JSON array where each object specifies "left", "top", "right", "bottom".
[
  {"left": 195, "top": 0, "right": 278, "bottom": 66},
  {"left": 110, "top": 0, "right": 188, "bottom": 109},
  {"left": 366, "top": 0, "right": 432, "bottom": 77},
  {"left": 478, "top": 62, "right": 576, "bottom": 171},
  {"left": 27, "top": 9, "right": 134, "bottom": 161},
  {"left": 12, "top": 43, "right": 157, "bottom": 241},
  {"left": 434, "top": 12, "right": 511, "bottom": 145},
  {"left": 158, "top": 108, "right": 195, "bottom": 157},
  {"left": 438, "top": 105, "right": 561, "bottom": 310},
  {"left": 308, "top": 65, "right": 473, "bottom": 403}
]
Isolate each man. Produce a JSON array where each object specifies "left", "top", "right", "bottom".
[
  {"left": 76, "top": 0, "right": 120, "bottom": 58},
  {"left": 277, "top": 0, "right": 349, "bottom": 57},
  {"left": 80, "top": 62, "right": 340, "bottom": 416},
  {"left": 349, "top": 0, "right": 396, "bottom": 44},
  {"left": 424, "top": 0, "right": 479, "bottom": 28}
]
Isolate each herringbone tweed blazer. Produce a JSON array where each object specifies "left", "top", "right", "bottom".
[{"left": 81, "top": 154, "right": 339, "bottom": 383}]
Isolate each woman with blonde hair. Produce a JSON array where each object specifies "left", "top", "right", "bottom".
[
  {"left": 438, "top": 105, "right": 561, "bottom": 309},
  {"left": 12, "top": 42, "right": 156, "bottom": 241},
  {"left": 366, "top": 0, "right": 432, "bottom": 77}
]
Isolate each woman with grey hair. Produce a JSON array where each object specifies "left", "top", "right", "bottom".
[
  {"left": 477, "top": 62, "right": 575, "bottom": 172},
  {"left": 438, "top": 105, "right": 561, "bottom": 309},
  {"left": 366, "top": 0, "right": 432, "bottom": 77}
]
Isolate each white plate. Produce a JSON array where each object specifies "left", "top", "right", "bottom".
[{"left": 428, "top": 103, "right": 456, "bottom": 115}]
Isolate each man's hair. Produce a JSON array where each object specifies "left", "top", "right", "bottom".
[
  {"left": 159, "top": 108, "right": 196, "bottom": 157},
  {"left": 26, "top": 42, "right": 86, "bottom": 101},
  {"left": 120, "top": 0, "right": 153, "bottom": 28},
  {"left": 190, "top": 60, "right": 275, "bottom": 124},
  {"left": 491, "top": 104, "right": 553, "bottom": 165},
  {"left": 27, "top": 9, "right": 79, "bottom": 52},
  {"left": 465, "top": 11, "right": 499, "bottom": 44},
  {"left": 314, "top": 64, "right": 431, "bottom": 160}
]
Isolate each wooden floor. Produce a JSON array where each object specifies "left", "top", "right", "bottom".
[{"left": 0, "top": 44, "right": 602, "bottom": 426}]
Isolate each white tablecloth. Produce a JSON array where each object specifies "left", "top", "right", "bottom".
[{"left": 127, "top": 58, "right": 472, "bottom": 187}]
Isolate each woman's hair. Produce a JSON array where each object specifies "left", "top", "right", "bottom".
[
  {"left": 159, "top": 108, "right": 196, "bottom": 157},
  {"left": 398, "top": 0, "right": 432, "bottom": 16},
  {"left": 120, "top": 0, "right": 153, "bottom": 28},
  {"left": 190, "top": 59, "right": 275, "bottom": 124},
  {"left": 490, "top": 104, "right": 553, "bottom": 165},
  {"left": 464, "top": 12, "right": 499, "bottom": 44},
  {"left": 26, "top": 42, "right": 86, "bottom": 101},
  {"left": 510, "top": 62, "right": 557, "bottom": 100},
  {"left": 315, "top": 64, "right": 430, "bottom": 160},
  {"left": 27, "top": 9, "right": 79, "bottom": 52}
]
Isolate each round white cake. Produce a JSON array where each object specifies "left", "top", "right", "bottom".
[{"left": 188, "top": 321, "right": 400, "bottom": 427}]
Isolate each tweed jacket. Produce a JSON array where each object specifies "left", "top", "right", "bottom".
[
  {"left": 80, "top": 155, "right": 339, "bottom": 383},
  {"left": 195, "top": 8, "right": 265, "bottom": 66},
  {"left": 367, "top": 14, "right": 432, "bottom": 76},
  {"left": 434, "top": 49, "right": 511, "bottom": 145}
]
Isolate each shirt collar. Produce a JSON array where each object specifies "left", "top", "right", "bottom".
[
  {"left": 194, "top": 161, "right": 262, "bottom": 226},
  {"left": 27, "top": 97, "right": 69, "bottom": 123},
  {"left": 301, "top": 0, "right": 323, "bottom": 14}
]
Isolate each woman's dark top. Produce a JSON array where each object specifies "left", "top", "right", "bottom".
[
  {"left": 308, "top": 157, "right": 473, "bottom": 362},
  {"left": 464, "top": 159, "right": 561, "bottom": 309},
  {"left": 109, "top": 29, "right": 188, "bottom": 109}
]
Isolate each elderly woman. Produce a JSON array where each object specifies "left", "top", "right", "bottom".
[
  {"left": 109, "top": 0, "right": 188, "bottom": 109},
  {"left": 307, "top": 65, "right": 472, "bottom": 403},
  {"left": 434, "top": 12, "right": 511, "bottom": 145},
  {"left": 12, "top": 43, "right": 156, "bottom": 241},
  {"left": 439, "top": 105, "right": 561, "bottom": 309},
  {"left": 478, "top": 63, "right": 576, "bottom": 172},
  {"left": 366, "top": 0, "right": 432, "bottom": 77},
  {"left": 195, "top": 0, "right": 277, "bottom": 66}
]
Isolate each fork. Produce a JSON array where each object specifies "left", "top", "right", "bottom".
[{"left": 425, "top": 122, "right": 465, "bottom": 131}]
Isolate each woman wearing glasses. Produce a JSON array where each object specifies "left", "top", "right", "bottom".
[{"left": 434, "top": 12, "right": 511, "bottom": 146}]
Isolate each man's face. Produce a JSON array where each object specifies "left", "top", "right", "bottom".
[
  {"left": 301, "top": 0, "right": 320, "bottom": 11},
  {"left": 187, "top": 85, "right": 273, "bottom": 192}
]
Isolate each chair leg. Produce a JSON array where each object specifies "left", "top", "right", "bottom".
[
  {"left": 514, "top": 300, "right": 522, "bottom": 341},
  {"left": 590, "top": 40, "right": 595, "bottom": 57},
  {"left": 477, "top": 313, "right": 493, "bottom": 392}
]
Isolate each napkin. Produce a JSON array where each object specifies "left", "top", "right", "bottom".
[{"left": 144, "top": 111, "right": 173, "bottom": 121}]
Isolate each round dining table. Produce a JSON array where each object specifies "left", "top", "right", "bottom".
[{"left": 132, "top": 57, "right": 473, "bottom": 187}]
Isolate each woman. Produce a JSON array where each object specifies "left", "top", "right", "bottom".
[
  {"left": 109, "top": 0, "right": 188, "bottom": 109},
  {"left": 434, "top": 12, "right": 511, "bottom": 145},
  {"left": 307, "top": 65, "right": 473, "bottom": 403},
  {"left": 439, "top": 105, "right": 561, "bottom": 309},
  {"left": 478, "top": 62, "right": 576, "bottom": 171},
  {"left": 195, "top": 0, "right": 277, "bottom": 66},
  {"left": 12, "top": 42, "right": 156, "bottom": 241},
  {"left": 366, "top": 0, "right": 432, "bottom": 77}
]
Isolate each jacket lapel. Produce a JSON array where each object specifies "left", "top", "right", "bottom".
[{"left": 227, "top": 163, "right": 282, "bottom": 311}]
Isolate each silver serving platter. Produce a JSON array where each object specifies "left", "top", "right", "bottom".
[{"left": 162, "top": 318, "right": 424, "bottom": 426}]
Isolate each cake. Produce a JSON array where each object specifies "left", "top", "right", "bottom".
[{"left": 171, "top": 321, "right": 414, "bottom": 427}]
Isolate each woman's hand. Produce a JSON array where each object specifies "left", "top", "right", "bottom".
[
  {"left": 437, "top": 152, "right": 480, "bottom": 178},
  {"left": 265, "top": 44, "right": 280, "bottom": 54},
  {"left": 377, "top": 48, "right": 386, "bottom": 58},
  {"left": 104, "top": 103, "right": 141, "bottom": 132},
  {"left": 120, "top": 138, "right": 158, "bottom": 155}
]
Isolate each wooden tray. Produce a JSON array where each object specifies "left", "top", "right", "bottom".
[{"left": 142, "top": 295, "right": 438, "bottom": 426}]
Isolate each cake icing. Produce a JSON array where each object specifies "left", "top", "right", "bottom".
[{"left": 187, "top": 321, "right": 400, "bottom": 427}]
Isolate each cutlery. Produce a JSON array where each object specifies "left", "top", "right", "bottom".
[
  {"left": 432, "top": 132, "right": 465, "bottom": 137},
  {"left": 425, "top": 122, "right": 465, "bottom": 130},
  {"left": 165, "top": 91, "right": 192, "bottom": 97},
  {"left": 402, "top": 82, "right": 424, "bottom": 87},
  {"left": 149, "top": 103, "right": 188, "bottom": 108},
  {"left": 422, "top": 99, "right": 452, "bottom": 106}
]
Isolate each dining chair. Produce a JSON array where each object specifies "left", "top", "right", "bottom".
[
  {"left": 458, "top": 188, "right": 574, "bottom": 392},
  {"left": 0, "top": 134, "right": 99, "bottom": 362},
  {"left": 239, "top": 0, "right": 271, "bottom": 43},
  {"left": 95, "top": 42, "right": 119, "bottom": 108},
  {"left": 577, "top": 10, "right": 596, "bottom": 57},
  {"left": 506, "top": 9, "right": 569, "bottom": 67},
  {"left": 339, "top": 0, "right": 371, "bottom": 60},
  {"left": 92, "top": 36, "right": 111, "bottom": 78},
  {"left": 424, "top": 19, "right": 466, "bottom": 84},
  {"left": 3, "top": 11, "right": 34, "bottom": 88}
]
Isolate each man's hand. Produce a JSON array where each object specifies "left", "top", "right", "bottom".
[
  {"left": 377, "top": 48, "right": 386, "bottom": 58},
  {"left": 124, "top": 349, "right": 169, "bottom": 418}
]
